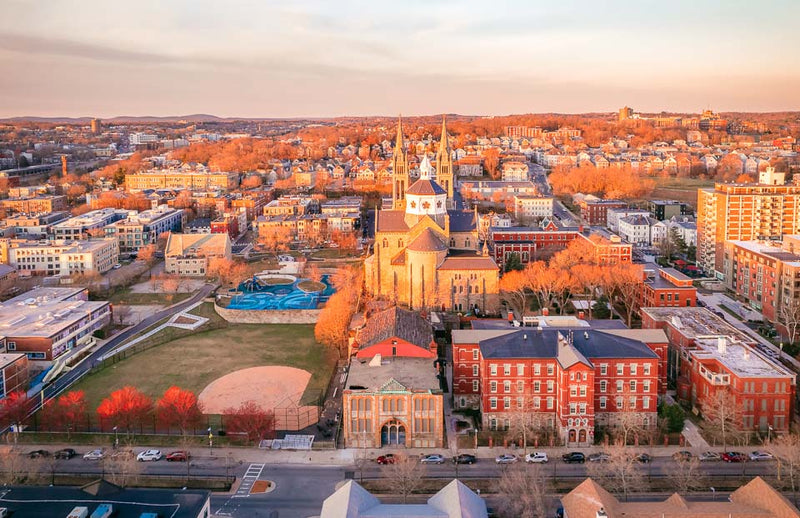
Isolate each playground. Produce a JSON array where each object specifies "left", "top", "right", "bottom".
[{"left": 227, "top": 274, "right": 335, "bottom": 311}]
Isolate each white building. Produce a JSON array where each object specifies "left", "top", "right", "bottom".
[
  {"left": 618, "top": 214, "right": 656, "bottom": 245},
  {"left": 501, "top": 161, "right": 529, "bottom": 182},
  {"left": 606, "top": 208, "right": 650, "bottom": 233},
  {"left": 513, "top": 195, "right": 554, "bottom": 221},
  {"left": 7, "top": 238, "right": 120, "bottom": 276}
]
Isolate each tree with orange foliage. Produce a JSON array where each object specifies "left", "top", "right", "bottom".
[
  {"left": 258, "top": 225, "right": 293, "bottom": 257},
  {"left": 526, "top": 261, "right": 559, "bottom": 314},
  {"left": 156, "top": 386, "right": 203, "bottom": 435},
  {"left": 223, "top": 401, "right": 275, "bottom": 444},
  {"left": 315, "top": 288, "right": 358, "bottom": 359},
  {"left": 604, "top": 263, "right": 644, "bottom": 327},
  {"left": 571, "top": 263, "right": 604, "bottom": 319},
  {"left": 241, "top": 175, "right": 263, "bottom": 189},
  {"left": 0, "top": 391, "right": 31, "bottom": 437},
  {"left": 483, "top": 148, "right": 501, "bottom": 179},
  {"left": 44, "top": 390, "right": 87, "bottom": 438},
  {"left": 208, "top": 257, "right": 247, "bottom": 286},
  {"left": 551, "top": 268, "right": 579, "bottom": 315},
  {"left": 499, "top": 269, "right": 531, "bottom": 319},
  {"left": 96, "top": 386, "right": 153, "bottom": 436},
  {"left": 331, "top": 230, "right": 358, "bottom": 251}
]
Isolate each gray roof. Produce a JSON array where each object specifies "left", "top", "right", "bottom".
[
  {"left": 448, "top": 210, "right": 477, "bottom": 232},
  {"left": 375, "top": 209, "right": 409, "bottom": 232},
  {"left": 355, "top": 305, "right": 434, "bottom": 350},
  {"left": 347, "top": 357, "right": 440, "bottom": 393}
]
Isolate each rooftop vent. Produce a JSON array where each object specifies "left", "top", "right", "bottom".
[
  {"left": 717, "top": 337, "right": 727, "bottom": 355},
  {"left": 584, "top": 331, "right": 589, "bottom": 340}
]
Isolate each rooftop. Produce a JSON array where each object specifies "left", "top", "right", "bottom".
[
  {"left": 0, "top": 287, "right": 110, "bottom": 339},
  {"left": 346, "top": 356, "right": 440, "bottom": 393}
]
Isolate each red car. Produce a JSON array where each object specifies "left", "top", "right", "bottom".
[
  {"left": 166, "top": 451, "right": 189, "bottom": 462},
  {"left": 721, "top": 451, "right": 747, "bottom": 463},
  {"left": 376, "top": 454, "right": 397, "bottom": 465}
]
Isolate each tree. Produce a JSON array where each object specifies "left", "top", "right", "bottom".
[
  {"left": 223, "top": 401, "right": 275, "bottom": 444},
  {"left": 668, "top": 456, "right": 706, "bottom": 494},
  {"left": 659, "top": 402, "right": 686, "bottom": 434},
  {"left": 315, "top": 289, "right": 357, "bottom": 359},
  {"left": 0, "top": 446, "right": 41, "bottom": 484},
  {"left": 779, "top": 297, "right": 800, "bottom": 345},
  {"left": 499, "top": 269, "right": 530, "bottom": 319},
  {"left": 259, "top": 225, "right": 293, "bottom": 256},
  {"left": 606, "top": 263, "right": 643, "bottom": 327},
  {"left": 494, "top": 464, "right": 548, "bottom": 518},
  {"left": 0, "top": 391, "right": 31, "bottom": 439},
  {"left": 208, "top": 257, "right": 246, "bottom": 287},
  {"left": 49, "top": 390, "right": 87, "bottom": 437},
  {"left": 701, "top": 387, "right": 743, "bottom": 448},
  {"left": 103, "top": 450, "right": 142, "bottom": 488},
  {"left": 96, "top": 386, "right": 153, "bottom": 436},
  {"left": 767, "top": 433, "right": 800, "bottom": 506},
  {"left": 572, "top": 264, "right": 603, "bottom": 319},
  {"left": 503, "top": 252, "right": 524, "bottom": 272},
  {"left": 483, "top": 148, "right": 501, "bottom": 179},
  {"left": 586, "top": 444, "right": 646, "bottom": 501},
  {"left": 156, "top": 386, "right": 203, "bottom": 435},
  {"left": 384, "top": 455, "right": 423, "bottom": 504}
]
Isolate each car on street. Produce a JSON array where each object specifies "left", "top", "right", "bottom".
[
  {"left": 587, "top": 453, "right": 609, "bottom": 463},
  {"left": 634, "top": 453, "right": 652, "bottom": 464},
  {"left": 376, "top": 454, "right": 397, "bottom": 465},
  {"left": 83, "top": 449, "right": 105, "bottom": 461},
  {"left": 672, "top": 451, "right": 693, "bottom": 462},
  {"left": 453, "top": 454, "right": 477, "bottom": 465},
  {"left": 54, "top": 448, "right": 76, "bottom": 460},
  {"left": 562, "top": 452, "right": 586, "bottom": 464},
  {"left": 420, "top": 454, "right": 445, "bottom": 464},
  {"left": 495, "top": 454, "right": 518, "bottom": 464},
  {"left": 721, "top": 451, "right": 747, "bottom": 463},
  {"left": 525, "top": 452, "right": 548, "bottom": 464},
  {"left": 749, "top": 451, "right": 774, "bottom": 461},
  {"left": 28, "top": 449, "right": 50, "bottom": 459},
  {"left": 166, "top": 451, "right": 189, "bottom": 462},
  {"left": 699, "top": 451, "right": 721, "bottom": 462},
  {"left": 136, "top": 449, "right": 162, "bottom": 462},
  {"left": 112, "top": 263, "right": 122, "bottom": 270}
]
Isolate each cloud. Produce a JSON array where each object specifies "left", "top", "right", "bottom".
[{"left": 0, "top": 33, "right": 177, "bottom": 64}]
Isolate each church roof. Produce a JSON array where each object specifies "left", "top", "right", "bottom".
[
  {"left": 448, "top": 210, "right": 477, "bottom": 232},
  {"left": 375, "top": 209, "right": 409, "bottom": 232},
  {"left": 354, "top": 305, "right": 434, "bottom": 352},
  {"left": 438, "top": 255, "right": 497, "bottom": 270},
  {"left": 407, "top": 228, "right": 448, "bottom": 252},
  {"left": 406, "top": 178, "right": 446, "bottom": 196}
]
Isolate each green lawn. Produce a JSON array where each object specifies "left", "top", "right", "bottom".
[
  {"left": 108, "top": 287, "right": 191, "bottom": 306},
  {"left": 74, "top": 318, "right": 337, "bottom": 411},
  {"left": 647, "top": 177, "right": 715, "bottom": 209}
]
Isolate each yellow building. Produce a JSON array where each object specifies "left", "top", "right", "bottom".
[{"left": 364, "top": 117, "right": 500, "bottom": 313}]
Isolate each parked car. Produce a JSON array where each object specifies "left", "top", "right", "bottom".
[
  {"left": 136, "top": 449, "right": 162, "bottom": 462},
  {"left": 420, "top": 454, "right": 445, "bottom": 464},
  {"left": 28, "top": 449, "right": 50, "bottom": 459},
  {"left": 453, "top": 454, "right": 476, "bottom": 465},
  {"left": 525, "top": 452, "right": 548, "bottom": 464},
  {"left": 699, "top": 451, "right": 721, "bottom": 462},
  {"left": 112, "top": 263, "right": 122, "bottom": 270},
  {"left": 721, "top": 451, "right": 747, "bottom": 463},
  {"left": 111, "top": 450, "right": 135, "bottom": 461},
  {"left": 495, "top": 454, "right": 518, "bottom": 464},
  {"left": 54, "top": 448, "right": 77, "bottom": 460},
  {"left": 166, "top": 451, "right": 189, "bottom": 462},
  {"left": 587, "top": 453, "right": 609, "bottom": 463},
  {"left": 376, "top": 454, "right": 397, "bottom": 465},
  {"left": 749, "top": 451, "right": 774, "bottom": 461},
  {"left": 562, "top": 452, "right": 586, "bottom": 464},
  {"left": 83, "top": 449, "right": 105, "bottom": 461},
  {"left": 634, "top": 453, "right": 652, "bottom": 464},
  {"left": 672, "top": 451, "right": 693, "bottom": 462}
]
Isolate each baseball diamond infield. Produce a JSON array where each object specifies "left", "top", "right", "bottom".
[{"left": 198, "top": 366, "right": 320, "bottom": 431}]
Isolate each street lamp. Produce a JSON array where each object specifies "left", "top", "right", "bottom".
[
  {"left": 710, "top": 487, "right": 716, "bottom": 501},
  {"left": 768, "top": 425, "right": 773, "bottom": 443},
  {"left": 208, "top": 427, "right": 213, "bottom": 455},
  {"left": 112, "top": 426, "right": 118, "bottom": 449}
]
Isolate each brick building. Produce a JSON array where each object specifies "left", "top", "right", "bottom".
[
  {"left": 1, "top": 195, "right": 67, "bottom": 214},
  {"left": 639, "top": 265, "right": 697, "bottom": 309},
  {"left": 641, "top": 307, "right": 796, "bottom": 432},
  {"left": 452, "top": 325, "right": 665, "bottom": 445},
  {"left": 578, "top": 199, "right": 627, "bottom": 226}
]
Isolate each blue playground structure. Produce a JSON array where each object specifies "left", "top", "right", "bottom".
[{"left": 228, "top": 274, "right": 334, "bottom": 310}]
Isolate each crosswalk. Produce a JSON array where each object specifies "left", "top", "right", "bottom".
[{"left": 232, "top": 463, "right": 265, "bottom": 498}]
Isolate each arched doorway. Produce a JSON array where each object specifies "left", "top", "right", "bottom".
[
  {"left": 578, "top": 429, "right": 587, "bottom": 443},
  {"left": 381, "top": 419, "right": 407, "bottom": 447},
  {"left": 568, "top": 429, "right": 577, "bottom": 443}
]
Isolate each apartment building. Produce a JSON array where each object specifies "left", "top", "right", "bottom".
[
  {"left": 649, "top": 200, "right": 690, "bottom": 221},
  {"left": 0, "top": 287, "right": 112, "bottom": 365},
  {"left": 501, "top": 161, "right": 530, "bottom": 182},
  {"left": 0, "top": 195, "right": 67, "bottom": 215},
  {"left": 3, "top": 211, "right": 70, "bottom": 239},
  {"left": 6, "top": 238, "right": 119, "bottom": 276},
  {"left": 697, "top": 168, "right": 800, "bottom": 277},
  {"left": 641, "top": 307, "right": 796, "bottom": 432},
  {"left": 513, "top": 195, "right": 554, "bottom": 221},
  {"left": 104, "top": 205, "right": 184, "bottom": 253},
  {"left": 606, "top": 208, "right": 650, "bottom": 233},
  {"left": 51, "top": 208, "right": 129, "bottom": 241},
  {"left": 164, "top": 233, "right": 231, "bottom": 276},
  {"left": 618, "top": 214, "right": 657, "bottom": 244},
  {"left": 452, "top": 325, "right": 665, "bottom": 445},
  {"left": 575, "top": 196, "right": 627, "bottom": 226},
  {"left": 640, "top": 264, "right": 697, "bottom": 309},
  {"left": 125, "top": 170, "right": 240, "bottom": 192}
]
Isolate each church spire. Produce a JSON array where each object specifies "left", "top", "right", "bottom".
[
  {"left": 391, "top": 115, "right": 409, "bottom": 210},
  {"left": 395, "top": 114, "right": 405, "bottom": 152},
  {"left": 436, "top": 115, "right": 454, "bottom": 205},
  {"left": 438, "top": 115, "right": 450, "bottom": 155}
]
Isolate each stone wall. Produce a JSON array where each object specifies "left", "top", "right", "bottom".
[{"left": 214, "top": 302, "right": 321, "bottom": 324}]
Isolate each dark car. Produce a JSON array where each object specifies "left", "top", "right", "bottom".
[
  {"left": 722, "top": 451, "right": 747, "bottom": 463},
  {"left": 376, "top": 454, "right": 397, "bottom": 465},
  {"left": 453, "top": 454, "right": 477, "bottom": 465},
  {"left": 634, "top": 453, "right": 652, "bottom": 464},
  {"left": 166, "top": 451, "right": 189, "bottom": 462},
  {"left": 28, "top": 449, "right": 51, "bottom": 459},
  {"left": 54, "top": 448, "right": 76, "bottom": 460},
  {"left": 562, "top": 452, "right": 586, "bottom": 464}
]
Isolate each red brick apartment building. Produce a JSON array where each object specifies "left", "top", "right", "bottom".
[
  {"left": 452, "top": 325, "right": 666, "bottom": 445},
  {"left": 490, "top": 221, "right": 632, "bottom": 269},
  {"left": 641, "top": 307, "right": 796, "bottom": 432},
  {"left": 579, "top": 200, "right": 627, "bottom": 226},
  {"left": 640, "top": 265, "right": 697, "bottom": 309}
]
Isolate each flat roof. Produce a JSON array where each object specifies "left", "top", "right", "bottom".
[
  {"left": 347, "top": 357, "right": 440, "bottom": 393},
  {"left": 0, "top": 288, "right": 109, "bottom": 339}
]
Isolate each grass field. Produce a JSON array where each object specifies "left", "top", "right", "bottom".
[
  {"left": 74, "top": 312, "right": 336, "bottom": 411},
  {"left": 108, "top": 287, "right": 192, "bottom": 306},
  {"left": 646, "top": 177, "right": 715, "bottom": 209}
]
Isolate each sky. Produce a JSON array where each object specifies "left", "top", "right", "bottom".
[{"left": 0, "top": 0, "right": 798, "bottom": 118}]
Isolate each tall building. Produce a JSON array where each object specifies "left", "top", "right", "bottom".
[
  {"left": 90, "top": 118, "right": 101, "bottom": 134},
  {"left": 697, "top": 167, "right": 800, "bottom": 277},
  {"left": 618, "top": 106, "right": 634, "bottom": 121},
  {"left": 365, "top": 119, "right": 500, "bottom": 313}
]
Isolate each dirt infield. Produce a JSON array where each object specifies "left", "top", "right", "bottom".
[{"left": 198, "top": 366, "right": 319, "bottom": 431}]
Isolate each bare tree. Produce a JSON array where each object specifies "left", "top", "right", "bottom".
[
  {"left": 779, "top": 297, "right": 800, "bottom": 345},
  {"left": 586, "top": 444, "right": 646, "bottom": 501},
  {"left": 767, "top": 434, "right": 800, "bottom": 506},
  {"left": 668, "top": 457, "right": 706, "bottom": 493},
  {"left": 103, "top": 451, "right": 142, "bottom": 488},
  {"left": 702, "top": 388, "right": 743, "bottom": 449},
  {"left": 494, "top": 464, "right": 548, "bottom": 518},
  {"left": 0, "top": 447, "right": 42, "bottom": 484},
  {"left": 384, "top": 455, "right": 424, "bottom": 504},
  {"left": 613, "top": 384, "right": 647, "bottom": 446}
]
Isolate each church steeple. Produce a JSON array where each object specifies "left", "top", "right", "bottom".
[
  {"left": 392, "top": 115, "right": 409, "bottom": 210},
  {"left": 435, "top": 115, "right": 454, "bottom": 206}
]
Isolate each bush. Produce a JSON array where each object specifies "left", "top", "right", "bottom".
[{"left": 659, "top": 403, "right": 686, "bottom": 434}]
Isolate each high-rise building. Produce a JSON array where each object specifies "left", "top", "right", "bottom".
[
  {"left": 90, "top": 118, "right": 101, "bottom": 134},
  {"left": 618, "top": 106, "right": 634, "bottom": 121},
  {"left": 697, "top": 167, "right": 800, "bottom": 277}
]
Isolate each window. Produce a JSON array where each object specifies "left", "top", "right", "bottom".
[
  {"left": 534, "top": 381, "right": 541, "bottom": 392},
  {"left": 534, "top": 364, "right": 541, "bottom": 375},
  {"left": 547, "top": 397, "right": 554, "bottom": 409},
  {"left": 579, "top": 403, "right": 587, "bottom": 414},
  {"left": 617, "top": 364, "right": 624, "bottom": 375},
  {"left": 517, "top": 397, "right": 524, "bottom": 409},
  {"left": 504, "top": 397, "right": 511, "bottom": 410},
  {"left": 599, "top": 380, "right": 607, "bottom": 393},
  {"left": 629, "top": 396, "right": 636, "bottom": 409},
  {"left": 473, "top": 365, "right": 479, "bottom": 376},
  {"left": 472, "top": 349, "right": 479, "bottom": 360},
  {"left": 504, "top": 364, "right": 511, "bottom": 376},
  {"left": 643, "top": 364, "right": 651, "bottom": 376},
  {"left": 629, "top": 380, "right": 637, "bottom": 392},
  {"left": 490, "top": 364, "right": 497, "bottom": 376},
  {"left": 643, "top": 397, "right": 650, "bottom": 409},
  {"left": 490, "top": 381, "right": 497, "bottom": 393},
  {"left": 533, "top": 397, "right": 541, "bottom": 409},
  {"left": 490, "top": 397, "right": 497, "bottom": 410},
  {"left": 7, "top": 342, "right": 16, "bottom": 351},
  {"left": 570, "top": 385, "right": 577, "bottom": 397},
  {"left": 547, "top": 364, "right": 554, "bottom": 375},
  {"left": 503, "top": 381, "right": 511, "bottom": 393},
  {"left": 616, "top": 380, "right": 624, "bottom": 392},
  {"left": 599, "top": 396, "right": 607, "bottom": 409},
  {"left": 517, "top": 364, "right": 524, "bottom": 376},
  {"left": 643, "top": 380, "right": 650, "bottom": 392},
  {"left": 630, "top": 364, "right": 637, "bottom": 375},
  {"left": 569, "top": 403, "right": 577, "bottom": 415},
  {"left": 473, "top": 380, "right": 479, "bottom": 392},
  {"left": 616, "top": 397, "right": 623, "bottom": 409},
  {"left": 579, "top": 385, "right": 587, "bottom": 397},
  {"left": 547, "top": 380, "right": 554, "bottom": 393},
  {"left": 517, "top": 381, "right": 524, "bottom": 393}
]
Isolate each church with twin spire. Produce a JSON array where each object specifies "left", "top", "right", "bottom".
[{"left": 364, "top": 117, "right": 500, "bottom": 313}]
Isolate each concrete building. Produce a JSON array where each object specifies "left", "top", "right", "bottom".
[
  {"left": 125, "top": 169, "right": 240, "bottom": 192},
  {"left": 3, "top": 211, "right": 70, "bottom": 239},
  {"left": 164, "top": 232, "right": 232, "bottom": 277},
  {"left": 513, "top": 195, "right": 554, "bottom": 222},
  {"left": 51, "top": 208, "right": 128, "bottom": 241},
  {"left": 648, "top": 200, "right": 690, "bottom": 221},
  {"left": 104, "top": 205, "right": 184, "bottom": 253},
  {"left": 606, "top": 208, "right": 650, "bottom": 233},
  {"left": 1, "top": 195, "right": 67, "bottom": 214},
  {"left": 641, "top": 307, "right": 796, "bottom": 432},
  {"left": 576, "top": 197, "right": 627, "bottom": 226},
  {"left": 6, "top": 238, "right": 119, "bottom": 276},
  {"left": 618, "top": 214, "right": 656, "bottom": 245}
]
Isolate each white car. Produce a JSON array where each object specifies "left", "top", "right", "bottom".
[
  {"left": 83, "top": 449, "right": 105, "bottom": 461},
  {"left": 495, "top": 454, "right": 518, "bottom": 464},
  {"left": 420, "top": 454, "right": 445, "bottom": 464},
  {"left": 136, "top": 449, "right": 162, "bottom": 462},
  {"left": 525, "top": 452, "right": 548, "bottom": 464},
  {"left": 749, "top": 451, "right": 774, "bottom": 461},
  {"left": 112, "top": 263, "right": 122, "bottom": 270},
  {"left": 699, "top": 451, "right": 721, "bottom": 462}
]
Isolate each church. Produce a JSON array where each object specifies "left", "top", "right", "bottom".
[{"left": 364, "top": 117, "right": 500, "bottom": 313}]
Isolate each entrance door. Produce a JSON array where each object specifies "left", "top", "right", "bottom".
[
  {"left": 578, "top": 429, "right": 587, "bottom": 443},
  {"left": 568, "top": 429, "right": 576, "bottom": 443},
  {"left": 381, "top": 420, "right": 407, "bottom": 446}
]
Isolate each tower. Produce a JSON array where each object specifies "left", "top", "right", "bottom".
[
  {"left": 391, "top": 116, "right": 410, "bottom": 210},
  {"left": 435, "top": 116, "right": 454, "bottom": 206}
]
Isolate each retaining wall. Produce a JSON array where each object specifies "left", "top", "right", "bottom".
[{"left": 214, "top": 302, "right": 321, "bottom": 324}]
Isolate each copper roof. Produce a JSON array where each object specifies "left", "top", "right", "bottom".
[
  {"left": 406, "top": 178, "right": 446, "bottom": 196},
  {"left": 438, "top": 256, "right": 498, "bottom": 270}
]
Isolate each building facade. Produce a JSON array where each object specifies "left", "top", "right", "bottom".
[
  {"left": 5, "top": 238, "right": 119, "bottom": 276},
  {"left": 164, "top": 232, "right": 232, "bottom": 276},
  {"left": 104, "top": 205, "right": 184, "bottom": 253}
]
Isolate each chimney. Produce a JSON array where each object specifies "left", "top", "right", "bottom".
[
  {"left": 717, "top": 337, "right": 727, "bottom": 354},
  {"left": 523, "top": 333, "right": 527, "bottom": 341},
  {"left": 596, "top": 508, "right": 608, "bottom": 518}
]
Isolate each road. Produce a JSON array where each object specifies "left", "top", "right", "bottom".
[{"left": 33, "top": 283, "right": 217, "bottom": 409}]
